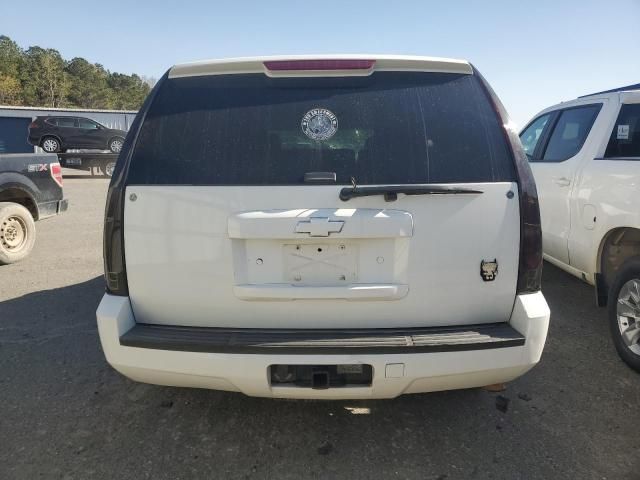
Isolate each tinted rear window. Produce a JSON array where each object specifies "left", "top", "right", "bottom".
[{"left": 127, "top": 72, "right": 514, "bottom": 185}]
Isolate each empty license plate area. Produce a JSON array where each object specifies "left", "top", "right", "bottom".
[
  {"left": 270, "top": 364, "right": 373, "bottom": 389},
  {"left": 284, "top": 243, "right": 358, "bottom": 285}
]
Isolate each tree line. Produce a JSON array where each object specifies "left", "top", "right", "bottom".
[{"left": 0, "top": 35, "right": 154, "bottom": 110}]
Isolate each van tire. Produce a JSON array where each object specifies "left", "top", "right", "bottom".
[
  {"left": 0, "top": 202, "right": 37, "bottom": 265},
  {"left": 608, "top": 256, "right": 640, "bottom": 372}
]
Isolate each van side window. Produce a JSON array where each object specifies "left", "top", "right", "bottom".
[
  {"left": 519, "top": 113, "right": 551, "bottom": 160},
  {"left": 604, "top": 104, "right": 640, "bottom": 159},
  {"left": 542, "top": 105, "right": 601, "bottom": 162}
]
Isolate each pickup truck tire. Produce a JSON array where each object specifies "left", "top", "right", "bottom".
[
  {"left": 0, "top": 202, "right": 36, "bottom": 265},
  {"left": 608, "top": 256, "right": 640, "bottom": 372}
]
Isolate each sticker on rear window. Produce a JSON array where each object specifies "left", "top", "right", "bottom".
[
  {"left": 617, "top": 124, "right": 630, "bottom": 140},
  {"left": 301, "top": 108, "right": 338, "bottom": 141}
]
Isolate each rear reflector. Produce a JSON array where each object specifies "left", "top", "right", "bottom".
[
  {"left": 264, "top": 59, "right": 375, "bottom": 71},
  {"left": 50, "top": 162, "right": 63, "bottom": 188}
]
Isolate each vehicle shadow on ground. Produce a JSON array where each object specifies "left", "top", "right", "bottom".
[{"left": 0, "top": 267, "right": 636, "bottom": 480}]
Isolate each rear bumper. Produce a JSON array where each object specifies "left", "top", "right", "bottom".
[
  {"left": 37, "top": 198, "right": 68, "bottom": 220},
  {"left": 57, "top": 198, "right": 68, "bottom": 214},
  {"left": 96, "top": 292, "right": 549, "bottom": 399}
]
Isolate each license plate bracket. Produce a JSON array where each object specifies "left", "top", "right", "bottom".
[{"left": 283, "top": 243, "right": 357, "bottom": 285}]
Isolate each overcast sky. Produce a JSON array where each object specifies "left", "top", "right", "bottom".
[{"left": 3, "top": 0, "right": 639, "bottom": 126}]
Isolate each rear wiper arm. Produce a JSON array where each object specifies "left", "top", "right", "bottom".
[{"left": 339, "top": 183, "right": 484, "bottom": 202}]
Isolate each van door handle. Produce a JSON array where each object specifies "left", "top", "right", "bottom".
[{"left": 553, "top": 177, "right": 571, "bottom": 187}]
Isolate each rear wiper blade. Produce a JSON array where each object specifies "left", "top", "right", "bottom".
[{"left": 339, "top": 184, "right": 484, "bottom": 202}]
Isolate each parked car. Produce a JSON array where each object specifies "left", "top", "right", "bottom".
[
  {"left": 0, "top": 153, "right": 68, "bottom": 264},
  {"left": 28, "top": 116, "right": 127, "bottom": 154},
  {"left": 97, "top": 55, "right": 549, "bottom": 399},
  {"left": 520, "top": 84, "right": 640, "bottom": 371}
]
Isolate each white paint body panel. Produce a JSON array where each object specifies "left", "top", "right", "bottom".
[
  {"left": 527, "top": 90, "right": 640, "bottom": 283},
  {"left": 97, "top": 292, "right": 549, "bottom": 399},
  {"left": 124, "top": 183, "right": 520, "bottom": 328}
]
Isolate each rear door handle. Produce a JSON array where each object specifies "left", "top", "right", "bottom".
[{"left": 553, "top": 177, "right": 571, "bottom": 187}]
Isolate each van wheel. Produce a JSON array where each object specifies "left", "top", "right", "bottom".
[
  {"left": 108, "top": 137, "right": 124, "bottom": 153},
  {"left": 41, "top": 136, "right": 61, "bottom": 153},
  {"left": 608, "top": 256, "right": 640, "bottom": 372},
  {"left": 0, "top": 202, "right": 36, "bottom": 265}
]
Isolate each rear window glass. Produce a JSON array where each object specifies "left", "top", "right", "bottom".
[{"left": 127, "top": 72, "right": 514, "bottom": 185}]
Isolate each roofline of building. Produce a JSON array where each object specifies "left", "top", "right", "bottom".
[{"left": 0, "top": 105, "right": 138, "bottom": 114}]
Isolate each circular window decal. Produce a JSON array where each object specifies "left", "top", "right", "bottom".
[{"left": 301, "top": 108, "right": 338, "bottom": 141}]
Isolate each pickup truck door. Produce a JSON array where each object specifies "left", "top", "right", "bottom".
[{"left": 522, "top": 103, "right": 603, "bottom": 265}]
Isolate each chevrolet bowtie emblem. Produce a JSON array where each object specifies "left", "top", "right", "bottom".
[{"left": 295, "top": 218, "right": 344, "bottom": 237}]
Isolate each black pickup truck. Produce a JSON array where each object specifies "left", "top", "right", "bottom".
[{"left": 0, "top": 153, "right": 68, "bottom": 264}]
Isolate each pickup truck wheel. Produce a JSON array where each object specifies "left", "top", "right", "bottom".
[
  {"left": 41, "top": 136, "right": 61, "bottom": 153},
  {"left": 0, "top": 202, "right": 36, "bottom": 265},
  {"left": 608, "top": 257, "right": 640, "bottom": 372}
]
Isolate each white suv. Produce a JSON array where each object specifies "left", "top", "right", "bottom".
[
  {"left": 520, "top": 85, "right": 640, "bottom": 371},
  {"left": 97, "top": 55, "right": 550, "bottom": 399}
]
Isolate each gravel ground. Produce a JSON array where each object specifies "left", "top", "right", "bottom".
[{"left": 0, "top": 173, "right": 638, "bottom": 480}]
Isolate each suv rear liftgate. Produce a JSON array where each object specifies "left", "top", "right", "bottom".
[{"left": 98, "top": 56, "right": 548, "bottom": 398}]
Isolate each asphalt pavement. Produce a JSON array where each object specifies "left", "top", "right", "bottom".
[{"left": 0, "top": 173, "right": 638, "bottom": 479}]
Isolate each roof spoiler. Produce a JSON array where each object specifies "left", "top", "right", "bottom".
[{"left": 168, "top": 55, "right": 473, "bottom": 79}]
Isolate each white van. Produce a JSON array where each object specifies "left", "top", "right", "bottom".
[{"left": 97, "top": 55, "right": 549, "bottom": 399}]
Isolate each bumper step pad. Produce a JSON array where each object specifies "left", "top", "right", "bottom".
[{"left": 120, "top": 322, "right": 525, "bottom": 355}]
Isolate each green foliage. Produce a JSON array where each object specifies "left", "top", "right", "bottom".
[
  {"left": 0, "top": 74, "right": 22, "bottom": 104},
  {"left": 0, "top": 35, "right": 151, "bottom": 109}
]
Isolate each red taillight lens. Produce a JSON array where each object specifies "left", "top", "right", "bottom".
[
  {"left": 29, "top": 121, "right": 38, "bottom": 129},
  {"left": 264, "top": 59, "right": 375, "bottom": 71},
  {"left": 50, "top": 162, "right": 63, "bottom": 188}
]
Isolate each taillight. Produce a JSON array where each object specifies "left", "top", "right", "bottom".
[
  {"left": 472, "top": 66, "right": 543, "bottom": 294},
  {"left": 264, "top": 59, "right": 375, "bottom": 72},
  {"left": 29, "top": 121, "right": 39, "bottom": 129},
  {"left": 50, "top": 162, "right": 63, "bottom": 187},
  {"left": 104, "top": 185, "right": 128, "bottom": 295}
]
